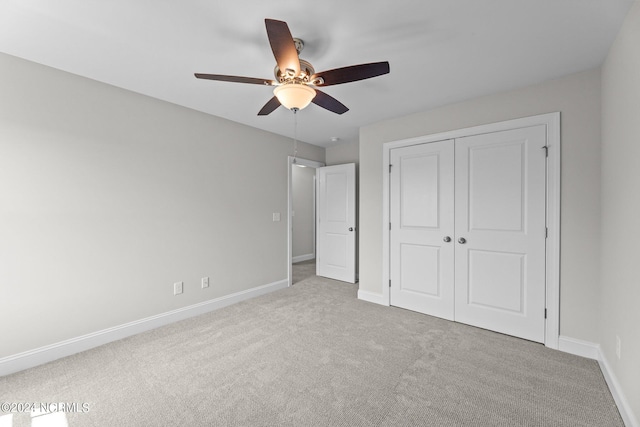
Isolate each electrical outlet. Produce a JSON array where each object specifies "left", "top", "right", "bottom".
[
  {"left": 173, "top": 281, "right": 183, "bottom": 296},
  {"left": 201, "top": 277, "right": 209, "bottom": 289},
  {"left": 616, "top": 335, "right": 621, "bottom": 359},
  {"left": 272, "top": 212, "right": 281, "bottom": 222}
]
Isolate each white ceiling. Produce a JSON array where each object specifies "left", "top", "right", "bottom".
[{"left": 0, "top": 0, "right": 633, "bottom": 147}]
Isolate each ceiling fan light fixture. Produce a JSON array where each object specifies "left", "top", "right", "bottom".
[
  {"left": 195, "top": 19, "right": 389, "bottom": 116},
  {"left": 274, "top": 83, "right": 316, "bottom": 111}
]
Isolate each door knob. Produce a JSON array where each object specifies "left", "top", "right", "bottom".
[
  {"left": 443, "top": 236, "right": 451, "bottom": 242},
  {"left": 348, "top": 227, "right": 354, "bottom": 232},
  {"left": 458, "top": 237, "right": 467, "bottom": 244}
]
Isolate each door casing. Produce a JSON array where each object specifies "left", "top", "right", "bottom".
[{"left": 378, "top": 113, "right": 561, "bottom": 349}]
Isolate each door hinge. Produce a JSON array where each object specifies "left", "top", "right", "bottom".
[
  {"left": 389, "top": 164, "right": 392, "bottom": 173},
  {"left": 389, "top": 279, "right": 392, "bottom": 288},
  {"left": 545, "top": 227, "right": 548, "bottom": 238},
  {"left": 389, "top": 222, "right": 392, "bottom": 230},
  {"left": 542, "top": 146, "right": 549, "bottom": 157},
  {"left": 544, "top": 308, "right": 547, "bottom": 319}
]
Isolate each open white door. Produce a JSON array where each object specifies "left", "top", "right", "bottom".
[{"left": 316, "top": 163, "right": 356, "bottom": 283}]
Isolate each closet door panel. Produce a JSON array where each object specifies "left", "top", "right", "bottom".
[
  {"left": 390, "top": 141, "right": 455, "bottom": 320},
  {"left": 454, "top": 125, "right": 547, "bottom": 343}
]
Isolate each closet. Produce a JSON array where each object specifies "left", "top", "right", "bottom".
[{"left": 389, "top": 125, "right": 547, "bottom": 342}]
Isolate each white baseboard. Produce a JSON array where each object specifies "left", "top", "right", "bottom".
[
  {"left": 558, "top": 335, "right": 600, "bottom": 359},
  {"left": 0, "top": 279, "right": 288, "bottom": 377},
  {"left": 558, "top": 335, "right": 638, "bottom": 427},
  {"left": 598, "top": 351, "right": 639, "bottom": 427},
  {"left": 357, "top": 289, "right": 389, "bottom": 306},
  {"left": 292, "top": 253, "right": 315, "bottom": 263}
]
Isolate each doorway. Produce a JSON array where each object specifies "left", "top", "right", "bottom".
[
  {"left": 287, "top": 157, "right": 357, "bottom": 286},
  {"left": 287, "top": 156, "right": 324, "bottom": 286}
]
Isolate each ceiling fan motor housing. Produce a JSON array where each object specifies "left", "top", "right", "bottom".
[{"left": 274, "top": 58, "right": 315, "bottom": 83}]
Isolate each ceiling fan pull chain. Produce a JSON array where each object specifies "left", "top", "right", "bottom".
[{"left": 293, "top": 107, "right": 298, "bottom": 164}]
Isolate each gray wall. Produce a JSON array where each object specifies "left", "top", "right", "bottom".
[
  {"left": 601, "top": 1, "right": 640, "bottom": 419},
  {"left": 292, "top": 165, "right": 315, "bottom": 259},
  {"left": 0, "top": 52, "right": 324, "bottom": 358},
  {"left": 359, "top": 68, "right": 602, "bottom": 343},
  {"left": 326, "top": 140, "right": 359, "bottom": 166}
]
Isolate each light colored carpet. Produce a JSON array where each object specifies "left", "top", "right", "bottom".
[
  {"left": 292, "top": 259, "right": 316, "bottom": 284},
  {"left": 0, "top": 275, "right": 623, "bottom": 426}
]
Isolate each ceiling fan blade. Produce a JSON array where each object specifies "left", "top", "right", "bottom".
[
  {"left": 194, "top": 73, "right": 275, "bottom": 85},
  {"left": 257, "top": 96, "right": 282, "bottom": 116},
  {"left": 265, "top": 19, "right": 300, "bottom": 77},
  {"left": 311, "top": 62, "right": 390, "bottom": 86},
  {"left": 312, "top": 90, "right": 349, "bottom": 115}
]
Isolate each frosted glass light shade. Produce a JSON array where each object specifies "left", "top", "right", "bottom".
[{"left": 273, "top": 83, "right": 316, "bottom": 110}]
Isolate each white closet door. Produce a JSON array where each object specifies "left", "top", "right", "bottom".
[
  {"left": 454, "top": 125, "right": 547, "bottom": 342},
  {"left": 316, "top": 163, "right": 356, "bottom": 283},
  {"left": 390, "top": 141, "right": 455, "bottom": 320}
]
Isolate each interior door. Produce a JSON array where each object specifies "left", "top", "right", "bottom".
[
  {"left": 454, "top": 125, "right": 547, "bottom": 342},
  {"left": 316, "top": 163, "right": 356, "bottom": 283},
  {"left": 390, "top": 141, "right": 455, "bottom": 320}
]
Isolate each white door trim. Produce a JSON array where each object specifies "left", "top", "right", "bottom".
[
  {"left": 381, "top": 113, "right": 561, "bottom": 349},
  {"left": 287, "top": 156, "right": 325, "bottom": 287}
]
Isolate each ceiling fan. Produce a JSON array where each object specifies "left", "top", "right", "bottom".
[{"left": 195, "top": 19, "right": 390, "bottom": 115}]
